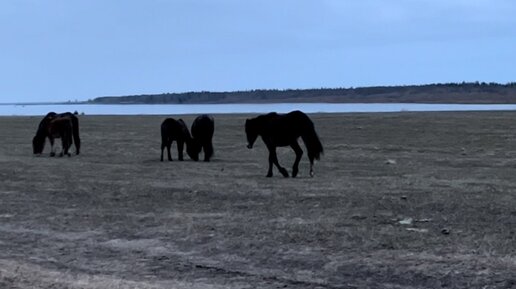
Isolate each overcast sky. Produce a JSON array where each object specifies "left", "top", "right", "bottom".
[{"left": 1, "top": 0, "right": 515, "bottom": 103}]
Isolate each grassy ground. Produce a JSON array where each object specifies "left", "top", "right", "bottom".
[{"left": 1, "top": 112, "right": 516, "bottom": 288}]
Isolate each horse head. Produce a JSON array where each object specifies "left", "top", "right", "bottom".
[
  {"left": 186, "top": 140, "right": 201, "bottom": 161},
  {"left": 32, "top": 133, "right": 45, "bottom": 155}
]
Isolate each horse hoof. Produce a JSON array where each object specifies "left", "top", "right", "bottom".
[
  {"left": 266, "top": 173, "right": 273, "bottom": 178},
  {"left": 310, "top": 171, "right": 315, "bottom": 177},
  {"left": 50, "top": 152, "right": 56, "bottom": 157}
]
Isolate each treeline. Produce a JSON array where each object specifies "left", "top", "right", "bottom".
[{"left": 90, "top": 82, "right": 516, "bottom": 104}]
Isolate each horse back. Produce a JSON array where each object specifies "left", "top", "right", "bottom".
[
  {"left": 161, "top": 118, "right": 190, "bottom": 141},
  {"left": 191, "top": 114, "right": 214, "bottom": 140},
  {"left": 253, "top": 111, "right": 315, "bottom": 146},
  {"left": 48, "top": 116, "right": 73, "bottom": 133}
]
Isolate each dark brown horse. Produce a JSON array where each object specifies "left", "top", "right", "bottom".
[
  {"left": 187, "top": 114, "right": 215, "bottom": 162},
  {"left": 245, "top": 110, "right": 323, "bottom": 177},
  {"left": 32, "top": 112, "right": 81, "bottom": 157},
  {"left": 160, "top": 118, "right": 192, "bottom": 161}
]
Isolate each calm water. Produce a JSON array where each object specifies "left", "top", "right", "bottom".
[{"left": 2, "top": 103, "right": 516, "bottom": 116}]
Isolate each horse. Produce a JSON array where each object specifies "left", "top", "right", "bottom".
[
  {"left": 245, "top": 110, "right": 323, "bottom": 178},
  {"left": 160, "top": 118, "right": 192, "bottom": 161},
  {"left": 187, "top": 114, "right": 215, "bottom": 162},
  {"left": 32, "top": 112, "right": 81, "bottom": 157}
]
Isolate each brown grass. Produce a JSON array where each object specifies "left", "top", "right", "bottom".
[{"left": 1, "top": 112, "right": 516, "bottom": 288}]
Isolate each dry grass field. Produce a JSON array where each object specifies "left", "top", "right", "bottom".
[{"left": 1, "top": 112, "right": 516, "bottom": 288}]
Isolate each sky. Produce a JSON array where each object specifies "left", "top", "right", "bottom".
[{"left": 1, "top": 0, "right": 515, "bottom": 103}]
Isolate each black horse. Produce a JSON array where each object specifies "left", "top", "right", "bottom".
[
  {"left": 160, "top": 118, "right": 192, "bottom": 161},
  {"left": 32, "top": 112, "right": 81, "bottom": 157},
  {"left": 245, "top": 110, "right": 323, "bottom": 177},
  {"left": 187, "top": 114, "right": 215, "bottom": 162}
]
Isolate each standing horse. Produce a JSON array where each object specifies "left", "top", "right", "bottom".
[
  {"left": 160, "top": 118, "right": 192, "bottom": 161},
  {"left": 32, "top": 112, "right": 81, "bottom": 156},
  {"left": 187, "top": 114, "right": 215, "bottom": 162},
  {"left": 245, "top": 110, "right": 323, "bottom": 177}
]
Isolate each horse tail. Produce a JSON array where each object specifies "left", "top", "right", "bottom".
[
  {"left": 160, "top": 122, "right": 169, "bottom": 146},
  {"left": 64, "top": 119, "right": 74, "bottom": 155},
  {"left": 301, "top": 119, "right": 323, "bottom": 162},
  {"left": 71, "top": 115, "right": 81, "bottom": 155},
  {"left": 200, "top": 115, "right": 215, "bottom": 161}
]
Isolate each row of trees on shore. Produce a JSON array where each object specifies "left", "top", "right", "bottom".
[{"left": 90, "top": 82, "right": 516, "bottom": 104}]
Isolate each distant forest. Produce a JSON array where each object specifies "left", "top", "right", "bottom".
[{"left": 90, "top": 82, "right": 516, "bottom": 104}]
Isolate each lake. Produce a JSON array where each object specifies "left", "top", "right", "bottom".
[{"left": 2, "top": 103, "right": 516, "bottom": 116}]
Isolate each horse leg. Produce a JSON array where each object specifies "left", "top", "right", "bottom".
[
  {"left": 291, "top": 141, "right": 303, "bottom": 178},
  {"left": 268, "top": 146, "right": 288, "bottom": 178},
  {"left": 67, "top": 135, "right": 72, "bottom": 156},
  {"left": 203, "top": 140, "right": 213, "bottom": 162},
  {"left": 49, "top": 137, "right": 56, "bottom": 157},
  {"left": 167, "top": 141, "right": 173, "bottom": 161},
  {"left": 177, "top": 141, "right": 184, "bottom": 161},
  {"left": 309, "top": 154, "right": 315, "bottom": 177},
  {"left": 160, "top": 143, "right": 165, "bottom": 162},
  {"left": 61, "top": 132, "right": 71, "bottom": 157},
  {"left": 64, "top": 134, "right": 72, "bottom": 157},
  {"left": 202, "top": 142, "right": 208, "bottom": 162},
  {"left": 65, "top": 142, "right": 71, "bottom": 157},
  {"left": 266, "top": 150, "right": 274, "bottom": 177},
  {"left": 59, "top": 138, "right": 65, "bottom": 157}
]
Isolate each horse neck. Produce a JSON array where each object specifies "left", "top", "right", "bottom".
[
  {"left": 34, "top": 131, "right": 46, "bottom": 143},
  {"left": 35, "top": 124, "right": 48, "bottom": 138},
  {"left": 184, "top": 129, "right": 193, "bottom": 143},
  {"left": 254, "top": 116, "right": 271, "bottom": 135}
]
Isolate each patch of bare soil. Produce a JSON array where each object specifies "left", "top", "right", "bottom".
[{"left": 1, "top": 112, "right": 516, "bottom": 288}]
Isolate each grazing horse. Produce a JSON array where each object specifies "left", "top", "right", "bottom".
[
  {"left": 32, "top": 112, "right": 81, "bottom": 156},
  {"left": 187, "top": 114, "right": 215, "bottom": 162},
  {"left": 245, "top": 110, "right": 323, "bottom": 177},
  {"left": 160, "top": 118, "right": 192, "bottom": 161}
]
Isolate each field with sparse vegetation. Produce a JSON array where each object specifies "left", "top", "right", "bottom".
[{"left": 1, "top": 112, "right": 516, "bottom": 288}]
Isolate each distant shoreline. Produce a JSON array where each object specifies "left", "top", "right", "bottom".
[
  {"left": 4, "top": 82, "right": 516, "bottom": 106},
  {"left": 89, "top": 82, "right": 516, "bottom": 105}
]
